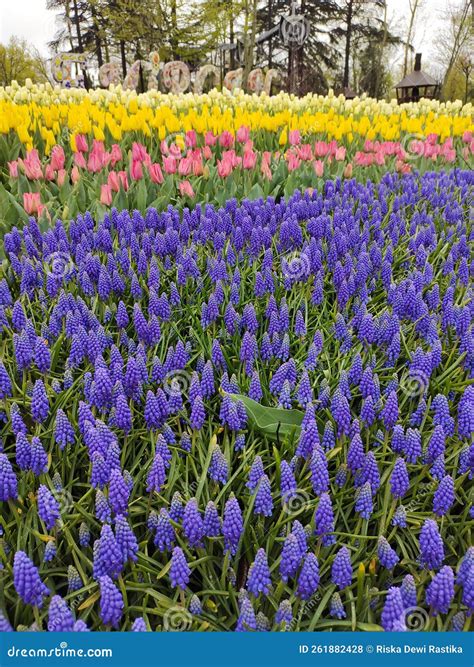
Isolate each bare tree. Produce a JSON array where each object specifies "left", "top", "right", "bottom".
[
  {"left": 433, "top": 0, "right": 472, "bottom": 99},
  {"left": 403, "top": 0, "right": 423, "bottom": 77}
]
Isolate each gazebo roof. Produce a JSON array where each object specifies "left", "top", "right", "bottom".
[{"left": 395, "top": 69, "right": 437, "bottom": 89}]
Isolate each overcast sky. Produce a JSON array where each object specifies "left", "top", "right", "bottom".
[{"left": 0, "top": 0, "right": 455, "bottom": 63}]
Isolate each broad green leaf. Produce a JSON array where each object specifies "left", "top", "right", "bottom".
[{"left": 225, "top": 392, "right": 303, "bottom": 441}]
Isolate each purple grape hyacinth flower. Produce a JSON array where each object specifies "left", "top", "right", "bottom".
[
  {"left": 297, "top": 553, "right": 320, "bottom": 600},
  {"left": 331, "top": 547, "right": 352, "bottom": 589},
  {"left": 99, "top": 575, "right": 123, "bottom": 628},
  {"left": 425, "top": 566, "right": 455, "bottom": 615},
  {"left": 247, "top": 548, "right": 271, "bottom": 597},
  {"left": 169, "top": 547, "right": 190, "bottom": 590},
  {"left": 13, "top": 551, "right": 49, "bottom": 607},
  {"left": 419, "top": 519, "right": 444, "bottom": 570}
]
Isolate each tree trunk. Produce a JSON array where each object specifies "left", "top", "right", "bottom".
[
  {"left": 403, "top": 0, "right": 419, "bottom": 77},
  {"left": 72, "top": 0, "right": 84, "bottom": 52},
  {"left": 268, "top": 0, "right": 273, "bottom": 68},
  {"left": 343, "top": 0, "right": 353, "bottom": 89},
  {"left": 441, "top": 0, "right": 470, "bottom": 95},
  {"left": 242, "top": 0, "right": 258, "bottom": 90},
  {"left": 374, "top": 1, "right": 388, "bottom": 98},
  {"left": 120, "top": 40, "right": 127, "bottom": 77},
  {"left": 171, "top": 0, "right": 178, "bottom": 59},
  {"left": 229, "top": 0, "right": 235, "bottom": 69},
  {"left": 90, "top": 3, "right": 103, "bottom": 67}
]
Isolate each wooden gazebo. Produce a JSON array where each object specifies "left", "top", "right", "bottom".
[{"left": 395, "top": 53, "right": 438, "bottom": 103}]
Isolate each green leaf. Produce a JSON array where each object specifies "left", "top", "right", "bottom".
[
  {"left": 247, "top": 183, "right": 264, "bottom": 201},
  {"left": 136, "top": 179, "right": 147, "bottom": 213},
  {"left": 225, "top": 393, "right": 303, "bottom": 441}
]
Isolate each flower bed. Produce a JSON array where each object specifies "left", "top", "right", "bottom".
[{"left": 0, "top": 168, "right": 472, "bottom": 631}]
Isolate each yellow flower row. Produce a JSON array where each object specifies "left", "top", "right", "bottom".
[{"left": 0, "top": 83, "right": 472, "bottom": 153}]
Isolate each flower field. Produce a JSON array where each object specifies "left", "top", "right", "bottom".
[{"left": 0, "top": 85, "right": 473, "bottom": 633}]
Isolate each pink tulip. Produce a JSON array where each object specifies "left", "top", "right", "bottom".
[
  {"left": 335, "top": 146, "right": 346, "bottom": 161},
  {"left": 287, "top": 152, "right": 301, "bottom": 172},
  {"left": 261, "top": 159, "right": 272, "bottom": 181},
  {"left": 178, "top": 156, "right": 193, "bottom": 177},
  {"left": 100, "top": 184, "right": 113, "bottom": 205},
  {"left": 22, "top": 150, "right": 43, "bottom": 180},
  {"left": 132, "top": 142, "right": 148, "bottom": 163},
  {"left": 74, "top": 134, "right": 88, "bottom": 152},
  {"left": 163, "top": 156, "right": 177, "bottom": 174},
  {"left": 343, "top": 163, "right": 353, "bottom": 178},
  {"left": 87, "top": 152, "right": 103, "bottom": 173},
  {"left": 44, "top": 164, "right": 55, "bottom": 181},
  {"left": 185, "top": 130, "right": 197, "bottom": 148},
  {"left": 202, "top": 145, "right": 212, "bottom": 160},
  {"left": 23, "top": 192, "right": 43, "bottom": 215},
  {"left": 160, "top": 140, "right": 170, "bottom": 155},
  {"left": 396, "top": 159, "right": 411, "bottom": 174},
  {"left": 313, "top": 160, "right": 324, "bottom": 177},
  {"left": 56, "top": 169, "right": 67, "bottom": 187},
  {"left": 7, "top": 161, "right": 18, "bottom": 178},
  {"left": 217, "top": 158, "right": 233, "bottom": 178},
  {"left": 314, "top": 141, "right": 329, "bottom": 158},
  {"left": 108, "top": 171, "right": 121, "bottom": 193},
  {"left": 130, "top": 159, "right": 143, "bottom": 181},
  {"left": 110, "top": 144, "right": 122, "bottom": 166},
  {"left": 71, "top": 165, "right": 80, "bottom": 184},
  {"left": 289, "top": 129, "right": 301, "bottom": 146},
  {"left": 169, "top": 143, "right": 182, "bottom": 159},
  {"left": 219, "top": 131, "right": 234, "bottom": 148},
  {"left": 205, "top": 131, "right": 217, "bottom": 146},
  {"left": 374, "top": 151, "right": 385, "bottom": 166},
  {"left": 297, "top": 144, "right": 313, "bottom": 161},
  {"left": 50, "top": 145, "right": 65, "bottom": 171},
  {"left": 191, "top": 152, "right": 203, "bottom": 176},
  {"left": 222, "top": 150, "right": 241, "bottom": 168},
  {"left": 236, "top": 125, "right": 250, "bottom": 143},
  {"left": 461, "top": 130, "right": 472, "bottom": 143},
  {"left": 92, "top": 140, "right": 105, "bottom": 155},
  {"left": 148, "top": 163, "right": 164, "bottom": 184},
  {"left": 74, "top": 151, "right": 87, "bottom": 169},
  {"left": 179, "top": 180, "right": 194, "bottom": 198},
  {"left": 243, "top": 149, "right": 257, "bottom": 170},
  {"left": 443, "top": 149, "right": 456, "bottom": 163},
  {"left": 118, "top": 171, "right": 129, "bottom": 191}
]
